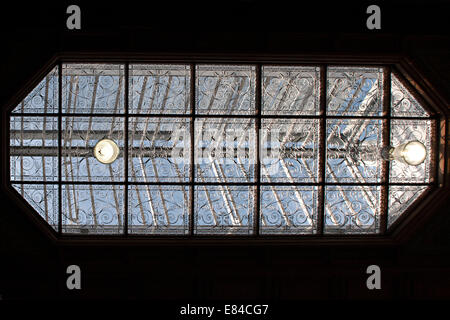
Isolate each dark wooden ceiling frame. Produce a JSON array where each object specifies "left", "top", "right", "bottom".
[{"left": 1, "top": 52, "right": 449, "bottom": 247}]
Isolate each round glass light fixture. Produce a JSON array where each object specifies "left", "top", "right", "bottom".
[
  {"left": 382, "top": 140, "right": 427, "bottom": 166},
  {"left": 93, "top": 139, "right": 119, "bottom": 164}
]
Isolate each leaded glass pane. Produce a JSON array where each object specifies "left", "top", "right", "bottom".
[
  {"left": 326, "top": 119, "right": 382, "bottom": 183},
  {"left": 196, "top": 65, "right": 255, "bottom": 115},
  {"left": 262, "top": 66, "right": 319, "bottom": 115},
  {"left": 390, "top": 119, "right": 431, "bottom": 183},
  {"left": 260, "top": 186, "right": 318, "bottom": 234},
  {"left": 62, "top": 64, "right": 125, "bottom": 114},
  {"left": 194, "top": 185, "right": 254, "bottom": 234},
  {"left": 129, "top": 64, "right": 190, "bottom": 114},
  {"left": 62, "top": 117, "right": 125, "bottom": 182},
  {"left": 13, "top": 184, "right": 58, "bottom": 230},
  {"left": 327, "top": 67, "right": 383, "bottom": 116},
  {"left": 128, "top": 117, "right": 190, "bottom": 183},
  {"left": 261, "top": 119, "right": 319, "bottom": 183},
  {"left": 10, "top": 116, "right": 58, "bottom": 181},
  {"left": 195, "top": 118, "right": 256, "bottom": 182},
  {"left": 325, "top": 186, "right": 381, "bottom": 234},
  {"left": 388, "top": 185, "right": 428, "bottom": 228},
  {"left": 12, "top": 66, "right": 59, "bottom": 114},
  {"left": 128, "top": 185, "right": 190, "bottom": 234},
  {"left": 62, "top": 184, "right": 124, "bottom": 234},
  {"left": 391, "top": 74, "right": 429, "bottom": 117}
]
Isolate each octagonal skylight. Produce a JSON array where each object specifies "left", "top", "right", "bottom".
[{"left": 9, "top": 63, "right": 433, "bottom": 236}]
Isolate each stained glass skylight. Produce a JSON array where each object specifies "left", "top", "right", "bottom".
[{"left": 9, "top": 63, "right": 433, "bottom": 236}]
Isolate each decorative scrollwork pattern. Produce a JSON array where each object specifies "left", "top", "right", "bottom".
[
  {"left": 263, "top": 66, "right": 319, "bottom": 115},
  {"left": 327, "top": 67, "right": 383, "bottom": 116},
  {"left": 10, "top": 116, "right": 58, "bottom": 181},
  {"left": 62, "top": 64, "right": 125, "bottom": 114},
  {"left": 12, "top": 66, "right": 59, "bottom": 114},
  {"left": 261, "top": 119, "right": 319, "bottom": 183},
  {"left": 196, "top": 65, "right": 255, "bottom": 115},
  {"left": 128, "top": 185, "right": 189, "bottom": 234},
  {"left": 62, "top": 184, "right": 124, "bottom": 234},
  {"left": 62, "top": 116, "right": 125, "bottom": 182},
  {"left": 388, "top": 185, "right": 428, "bottom": 228},
  {"left": 391, "top": 74, "right": 429, "bottom": 117},
  {"left": 195, "top": 118, "right": 256, "bottom": 182},
  {"left": 260, "top": 186, "right": 317, "bottom": 234},
  {"left": 195, "top": 185, "right": 254, "bottom": 234},
  {"left": 326, "top": 119, "right": 382, "bottom": 183},
  {"left": 13, "top": 184, "right": 59, "bottom": 230},
  {"left": 325, "top": 186, "right": 380, "bottom": 234},
  {"left": 129, "top": 64, "right": 190, "bottom": 114},
  {"left": 389, "top": 119, "right": 431, "bottom": 183},
  {"left": 129, "top": 117, "right": 190, "bottom": 182}
]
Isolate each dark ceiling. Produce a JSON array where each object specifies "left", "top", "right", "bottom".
[{"left": 0, "top": 0, "right": 449, "bottom": 303}]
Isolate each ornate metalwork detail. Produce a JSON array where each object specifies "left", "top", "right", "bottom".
[
  {"left": 261, "top": 118, "right": 319, "bottom": 183},
  {"left": 389, "top": 119, "right": 431, "bottom": 183},
  {"left": 13, "top": 184, "right": 58, "bottom": 230},
  {"left": 325, "top": 186, "right": 381, "bottom": 234},
  {"left": 62, "top": 116, "right": 125, "bottom": 182},
  {"left": 129, "top": 64, "right": 190, "bottom": 114},
  {"left": 196, "top": 65, "right": 256, "bottom": 115},
  {"left": 128, "top": 185, "right": 189, "bottom": 234},
  {"left": 8, "top": 63, "right": 436, "bottom": 238},
  {"left": 12, "top": 66, "right": 59, "bottom": 114},
  {"left": 10, "top": 116, "right": 58, "bottom": 181},
  {"left": 326, "top": 119, "right": 382, "bottom": 183},
  {"left": 260, "top": 186, "right": 318, "bottom": 234},
  {"left": 62, "top": 64, "right": 125, "bottom": 113},
  {"left": 195, "top": 118, "right": 256, "bottom": 182},
  {"left": 262, "top": 66, "right": 319, "bottom": 115},
  {"left": 129, "top": 117, "right": 190, "bottom": 182},
  {"left": 195, "top": 185, "right": 254, "bottom": 234},
  {"left": 62, "top": 184, "right": 124, "bottom": 234},
  {"left": 391, "top": 74, "right": 429, "bottom": 117},
  {"left": 388, "top": 185, "right": 428, "bottom": 228},
  {"left": 327, "top": 67, "right": 383, "bottom": 116}
]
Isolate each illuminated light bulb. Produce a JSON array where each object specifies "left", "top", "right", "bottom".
[
  {"left": 94, "top": 139, "right": 119, "bottom": 164},
  {"left": 385, "top": 140, "right": 427, "bottom": 166},
  {"left": 400, "top": 140, "right": 427, "bottom": 166}
]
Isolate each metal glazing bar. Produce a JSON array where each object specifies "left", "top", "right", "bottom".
[
  {"left": 58, "top": 62, "right": 62, "bottom": 234},
  {"left": 189, "top": 63, "right": 195, "bottom": 235},
  {"left": 317, "top": 65, "right": 326, "bottom": 234},
  {"left": 124, "top": 62, "right": 129, "bottom": 235},
  {"left": 380, "top": 67, "right": 391, "bottom": 234}
]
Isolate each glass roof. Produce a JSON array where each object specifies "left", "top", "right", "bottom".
[{"left": 9, "top": 63, "right": 433, "bottom": 236}]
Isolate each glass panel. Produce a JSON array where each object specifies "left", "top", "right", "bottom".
[
  {"left": 10, "top": 116, "right": 58, "bottom": 181},
  {"left": 194, "top": 185, "right": 254, "bottom": 234},
  {"left": 195, "top": 118, "right": 255, "bottom": 182},
  {"left": 390, "top": 119, "right": 431, "bottom": 183},
  {"left": 128, "top": 117, "right": 190, "bottom": 183},
  {"left": 391, "top": 74, "right": 429, "bottom": 117},
  {"left": 62, "top": 117, "right": 124, "bottom": 182},
  {"left": 388, "top": 185, "right": 428, "bottom": 228},
  {"left": 326, "top": 119, "right": 382, "bottom": 183},
  {"left": 260, "top": 186, "right": 318, "bottom": 234},
  {"left": 261, "top": 119, "right": 319, "bottom": 183},
  {"left": 327, "top": 67, "right": 383, "bottom": 116},
  {"left": 62, "top": 64, "right": 125, "bottom": 113},
  {"left": 262, "top": 66, "right": 320, "bottom": 115},
  {"left": 129, "top": 64, "right": 190, "bottom": 114},
  {"left": 62, "top": 184, "right": 124, "bottom": 234},
  {"left": 325, "top": 186, "right": 381, "bottom": 234},
  {"left": 128, "top": 185, "right": 189, "bottom": 234},
  {"left": 196, "top": 65, "right": 255, "bottom": 115},
  {"left": 12, "top": 184, "right": 58, "bottom": 230},
  {"left": 12, "top": 66, "right": 59, "bottom": 114}
]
